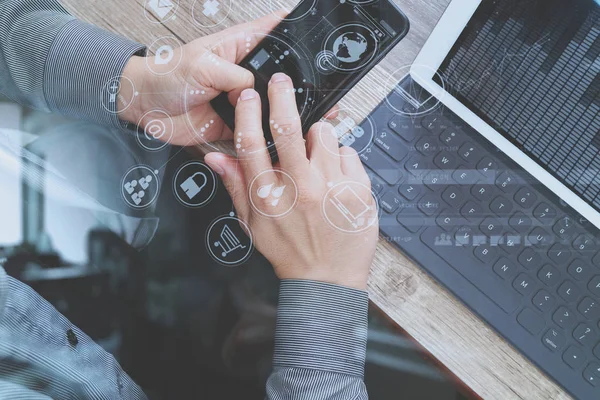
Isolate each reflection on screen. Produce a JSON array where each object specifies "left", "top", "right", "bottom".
[{"left": 436, "top": 0, "right": 600, "bottom": 212}]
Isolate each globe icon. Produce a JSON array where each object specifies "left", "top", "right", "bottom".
[{"left": 333, "top": 32, "right": 369, "bottom": 63}]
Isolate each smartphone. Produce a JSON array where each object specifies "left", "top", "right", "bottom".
[{"left": 211, "top": 0, "right": 410, "bottom": 157}]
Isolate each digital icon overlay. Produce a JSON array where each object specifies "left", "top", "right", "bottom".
[
  {"left": 319, "top": 108, "right": 375, "bottom": 156},
  {"left": 249, "top": 170, "right": 298, "bottom": 218},
  {"left": 173, "top": 161, "right": 217, "bottom": 208},
  {"left": 192, "top": 0, "right": 232, "bottom": 27},
  {"left": 322, "top": 181, "right": 379, "bottom": 233},
  {"left": 121, "top": 166, "right": 160, "bottom": 209},
  {"left": 206, "top": 213, "right": 253, "bottom": 266},
  {"left": 102, "top": 76, "right": 136, "bottom": 115},
  {"left": 136, "top": 110, "right": 173, "bottom": 151},
  {"left": 145, "top": 0, "right": 178, "bottom": 22},
  {"left": 146, "top": 36, "right": 183, "bottom": 75}
]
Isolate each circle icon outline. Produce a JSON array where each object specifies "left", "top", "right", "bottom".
[
  {"left": 206, "top": 214, "right": 254, "bottom": 266},
  {"left": 136, "top": 109, "right": 174, "bottom": 151},
  {"left": 173, "top": 161, "right": 218, "bottom": 208},
  {"left": 323, "top": 23, "right": 379, "bottom": 73},
  {"left": 249, "top": 169, "right": 299, "bottom": 218},
  {"left": 321, "top": 181, "right": 380, "bottom": 234},
  {"left": 121, "top": 165, "right": 160, "bottom": 210},
  {"left": 146, "top": 36, "right": 184, "bottom": 76}
]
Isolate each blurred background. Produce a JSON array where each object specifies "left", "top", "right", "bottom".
[{"left": 0, "top": 97, "right": 470, "bottom": 399}]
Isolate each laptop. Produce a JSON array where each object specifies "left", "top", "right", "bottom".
[{"left": 351, "top": 0, "right": 600, "bottom": 397}]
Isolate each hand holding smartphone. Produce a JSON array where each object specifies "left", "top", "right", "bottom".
[{"left": 211, "top": 0, "right": 410, "bottom": 158}]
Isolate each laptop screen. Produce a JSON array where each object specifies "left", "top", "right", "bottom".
[{"left": 435, "top": 0, "right": 600, "bottom": 212}]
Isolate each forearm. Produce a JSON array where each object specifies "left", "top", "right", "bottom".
[
  {"left": 266, "top": 280, "right": 369, "bottom": 400},
  {"left": 0, "top": 0, "right": 145, "bottom": 127}
]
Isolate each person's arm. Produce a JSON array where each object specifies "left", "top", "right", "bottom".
[
  {"left": 205, "top": 74, "right": 379, "bottom": 399},
  {"left": 0, "top": 0, "right": 145, "bottom": 128},
  {"left": 0, "top": 266, "right": 147, "bottom": 399},
  {"left": 266, "top": 281, "right": 368, "bottom": 400}
]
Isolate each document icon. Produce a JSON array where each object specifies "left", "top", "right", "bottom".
[{"left": 148, "top": 0, "right": 174, "bottom": 19}]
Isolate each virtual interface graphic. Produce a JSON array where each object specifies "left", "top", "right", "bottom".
[
  {"left": 212, "top": 0, "right": 409, "bottom": 149},
  {"left": 436, "top": 0, "right": 600, "bottom": 212}
]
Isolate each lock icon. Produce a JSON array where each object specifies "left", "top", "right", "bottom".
[{"left": 180, "top": 172, "right": 208, "bottom": 200}]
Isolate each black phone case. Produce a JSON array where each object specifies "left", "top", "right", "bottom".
[{"left": 211, "top": 0, "right": 410, "bottom": 159}]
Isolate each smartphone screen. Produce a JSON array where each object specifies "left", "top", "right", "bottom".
[{"left": 211, "top": 0, "right": 409, "bottom": 155}]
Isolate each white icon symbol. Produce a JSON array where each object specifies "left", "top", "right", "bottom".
[
  {"left": 108, "top": 81, "right": 119, "bottom": 103},
  {"left": 330, "top": 185, "right": 372, "bottom": 229},
  {"left": 145, "top": 119, "right": 166, "bottom": 141},
  {"left": 173, "top": 162, "right": 217, "bottom": 208},
  {"left": 155, "top": 45, "right": 174, "bottom": 65},
  {"left": 121, "top": 166, "right": 159, "bottom": 209},
  {"left": 257, "top": 182, "right": 286, "bottom": 207},
  {"left": 214, "top": 224, "right": 246, "bottom": 258},
  {"left": 435, "top": 233, "right": 453, "bottom": 246},
  {"left": 148, "top": 0, "right": 174, "bottom": 19},
  {"left": 180, "top": 172, "right": 207, "bottom": 200},
  {"left": 203, "top": 0, "right": 220, "bottom": 16}
]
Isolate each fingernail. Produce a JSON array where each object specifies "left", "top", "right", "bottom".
[
  {"left": 239, "top": 89, "right": 257, "bottom": 101},
  {"left": 270, "top": 73, "right": 289, "bottom": 83}
]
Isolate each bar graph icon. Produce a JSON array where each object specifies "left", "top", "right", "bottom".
[{"left": 214, "top": 224, "right": 246, "bottom": 258}]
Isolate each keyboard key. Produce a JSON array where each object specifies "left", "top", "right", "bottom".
[
  {"left": 361, "top": 146, "right": 403, "bottom": 184},
  {"left": 527, "top": 227, "right": 552, "bottom": 247},
  {"left": 584, "top": 364, "right": 600, "bottom": 386},
  {"left": 380, "top": 191, "right": 401, "bottom": 214},
  {"left": 568, "top": 259, "right": 593, "bottom": 282},
  {"left": 388, "top": 115, "right": 420, "bottom": 142},
  {"left": 474, "top": 244, "right": 496, "bottom": 263},
  {"left": 454, "top": 227, "right": 473, "bottom": 247},
  {"left": 493, "top": 258, "right": 517, "bottom": 280},
  {"left": 538, "top": 264, "right": 561, "bottom": 287},
  {"left": 588, "top": 276, "right": 600, "bottom": 298},
  {"left": 460, "top": 201, "right": 485, "bottom": 221},
  {"left": 517, "top": 308, "right": 544, "bottom": 334},
  {"left": 579, "top": 297, "right": 600, "bottom": 320},
  {"left": 533, "top": 203, "right": 557, "bottom": 223},
  {"left": 553, "top": 307, "right": 576, "bottom": 329},
  {"left": 558, "top": 281, "right": 581, "bottom": 303},
  {"left": 573, "top": 234, "right": 595, "bottom": 254},
  {"left": 593, "top": 252, "right": 600, "bottom": 268},
  {"left": 398, "top": 183, "right": 421, "bottom": 201},
  {"left": 414, "top": 136, "right": 439, "bottom": 156},
  {"left": 375, "top": 130, "right": 409, "bottom": 162},
  {"left": 499, "top": 233, "right": 522, "bottom": 253},
  {"left": 422, "top": 115, "right": 449, "bottom": 135},
  {"left": 397, "top": 209, "right": 424, "bottom": 233},
  {"left": 489, "top": 196, "right": 513, "bottom": 216},
  {"left": 514, "top": 187, "right": 538, "bottom": 209},
  {"left": 421, "top": 227, "right": 520, "bottom": 313},
  {"left": 547, "top": 244, "right": 571, "bottom": 264},
  {"left": 458, "top": 142, "right": 482, "bottom": 164},
  {"left": 532, "top": 290, "right": 555, "bottom": 312},
  {"left": 365, "top": 169, "right": 386, "bottom": 194},
  {"left": 509, "top": 212, "right": 532, "bottom": 233},
  {"left": 477, "top": 157, "right": 498, "bottom": 174},
  {"left": 440, "top": 130, "right": 463, "bottom": 148},
  {"left": 405, "top": 154, "right": 432, "bottom": 179},
  {"left": 542, "top": 328, "right": 565, "bottom": 352},
  {"left": 587, "top": 362, "right": 600, "bottom": 378},
  {"left": 433, "top": 151, "right": 458, "bottom": 170},
  {"left": 479, "top": 217, "right": 503, "bottom": 237},
  {"left": 573, "top": 323, "right": 598, "bottom": 347},
  {"left": 496, "top": 171, "right": 518, "bottom": 193},
  {"left": 553, "top": 216, "right": 576, "bottom": 240},
  {"left": 423, "top": 170, "right": 452, "bottom": 191},
  {"left": 436, "top": 211, "right": 464, "bottom": 231},
  {"left": 513, "top": 273, "right": 535, "bottom": 296},
  {"left": 469, "top": 184, "right": 492, "bottom": 202},
  {"left": 563, "top": 346, "right": 585, "bottom": 370},
  {"left": 518, "top": 248, "right": 543, "bottom": 270},
  {"left": 594, "top": 343, "right": 600, "bottom": 360},
  {"left": 452, "top": 167, "right": 479, "bottom": 185},
  {"left": 441, "top": 186, "right": 464, "bottom": 208},
  {"left": 418, "top": 194, "right": 442, "bottom": 217}
]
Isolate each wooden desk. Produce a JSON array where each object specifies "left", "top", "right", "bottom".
[{"left": 60, "top": 0, "right": 571, "bottom": 398}]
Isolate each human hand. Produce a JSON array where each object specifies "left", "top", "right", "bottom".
[
  {"left": 118, "top": 12, "right": 284, "bottom": 145},
  {"left": 204, "top": 73, "right": 379, "bottom": 290}
]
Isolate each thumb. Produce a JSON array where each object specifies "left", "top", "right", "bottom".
[{"left": 205, "top": 153, "right": 250, "bottom": 218}]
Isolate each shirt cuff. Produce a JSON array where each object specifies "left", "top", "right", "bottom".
[
  {"left": 44, "top": 19, "right": 146, "bottom": 129},
  {"left": 273, "top": 280, "right": 369, "bottom": 377}
]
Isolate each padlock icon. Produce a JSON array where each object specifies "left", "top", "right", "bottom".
[{"left": 180, "top": 172, "right": 208, "bottom": 200}]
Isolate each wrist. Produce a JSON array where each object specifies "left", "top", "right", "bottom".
[
  {"left": 278, "top": 269, "right": 369, "bottom": 291},
  {"left": 119, "top": 55, "right": 147, "bottom": 124}
]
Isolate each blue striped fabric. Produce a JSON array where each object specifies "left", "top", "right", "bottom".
[{"left": 0, "top": 0, "right": 371, "bottom": 398}]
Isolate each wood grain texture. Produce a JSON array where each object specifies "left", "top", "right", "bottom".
[{"left": 58, "top": 0, "right": 571, "bottom": 398}]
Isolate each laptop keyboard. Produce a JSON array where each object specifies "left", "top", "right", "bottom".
[{"left": 351, "top": 77, "right": 600, "bottom": 397}]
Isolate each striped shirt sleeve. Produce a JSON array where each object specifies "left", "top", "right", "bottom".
[
  {"left": 0, "top": 0, "right": 145, "bottom": 128},
  {"left": 266, "top": 280, "right": 369, "bottom": 400}
]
